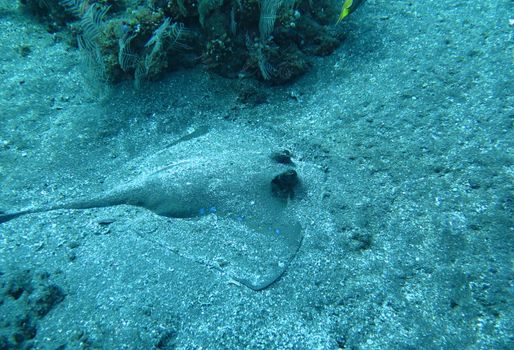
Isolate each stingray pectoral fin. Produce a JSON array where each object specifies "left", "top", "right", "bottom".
[
  {"left": 229, "top": 220, "right": 304, "bottom": 291},
  {"left": 230, "top": 267, "right": 288, "bottom": 291},
  {"left": 133, "top": 213, "right": 304, "bottom": 291}
]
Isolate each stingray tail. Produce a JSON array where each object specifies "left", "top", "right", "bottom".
[
  {"left": 0, "top": 211, "right": 28, "bottom": 224},
  {"left": 0, "top": 197, "right": 114, "bottom": 224}
]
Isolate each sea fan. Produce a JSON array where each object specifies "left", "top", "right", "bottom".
[{"left": 259, "top": 0, "right": 282, "bottom": 41}]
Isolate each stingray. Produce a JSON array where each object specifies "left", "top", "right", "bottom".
[{"left": 0, "top": 128, "right": 312, "bottom": 291}]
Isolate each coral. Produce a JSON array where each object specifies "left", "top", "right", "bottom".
[
  {"left": 259, "top": 0, "right": 282, "bottom": 41},
  {"left": 198, "top": 0, "right": 224, "bottom": 27},
  {"left": 20, "top": 0, "right": 361, "bottom": 85}
]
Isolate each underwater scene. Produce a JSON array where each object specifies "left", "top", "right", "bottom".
[{"left": 0, "top": 0, "right": 512, "bottom": 349}]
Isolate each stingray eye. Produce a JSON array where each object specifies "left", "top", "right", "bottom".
[
  {"left": 271, "top": 169, "right": 299, "bottom": 200},
  {"left": 270, "top": 150, "right": 294, "bottom": 165}
]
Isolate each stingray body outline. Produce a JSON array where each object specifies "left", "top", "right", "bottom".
[{"left": 1, "top": 137, "right": 307, "bottom": 291}]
